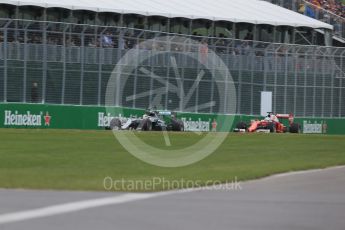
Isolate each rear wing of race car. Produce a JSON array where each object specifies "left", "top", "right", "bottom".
[{"left": 276, "top": 113, "right": 294, "bottom": 124}]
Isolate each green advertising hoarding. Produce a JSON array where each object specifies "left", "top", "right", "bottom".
[
  {"left": 0, "top": 103, "right": 233, "bottom": 132},
  {"left": 1, "top": 103, "right": 345, "bottom": 134},
  {"left": 0, "top": 103, "right": 144, "bottom": 130}
]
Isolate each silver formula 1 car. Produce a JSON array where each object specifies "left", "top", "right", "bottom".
[{"left": 109, "top": 109, "right": 184, "bottom": 132}]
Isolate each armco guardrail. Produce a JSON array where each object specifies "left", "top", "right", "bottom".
[{"left": 1, "top": 103, "right": 344, "bottom": 134}]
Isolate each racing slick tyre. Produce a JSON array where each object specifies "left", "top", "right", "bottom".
[
  {"left": 283, "top": 126, "right": 288, "bottom": 133},
  {"left": 109, "top": 118, "right": 122, "bottom": 130},
  {"left": 178, "top": 121, "right": 185, "bottom": 131},
  {"left": 168, "top": 120, "right": 184, "bottom": 131},
  {"left": 267, "top": 123, "right": 276, "bottom": 133},
  {"left": 128, "top": 120, "right": 140, "bottom": 130},
  {"left": 236, "top": 122, "right": 247, "bottom": 130},
  {"left": 289, "top": 123, "right": 300, "bottom": 133},
  {"left": 141, "top": 119, "right": 152, "bottom": 131}
]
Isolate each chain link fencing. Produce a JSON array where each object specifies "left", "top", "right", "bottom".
[{"left": 0, "top": 19, "right": 344, "bottom": 117}]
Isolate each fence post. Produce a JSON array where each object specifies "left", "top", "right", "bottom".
[
  {"left": 312, "top": 48, "right": 317, "bottom": 117},
  {"left": 293, "top": 46, "right": 299, "bottom": 116},
  {"left": 42, "top": 21, "right": 48, "bottom": 104},
  {"left": 284, "top": 47, "right": 288, "bottom": 114},
  {"left": 273, "top": 45, "right": 278, "bottom": 113},
  {"left": 23, "top": 23, "right": 29, "bottom": 103},
  {"left": 61, "top": 24, "right": 69, "bottom": 104},
  {"left": 180, "top": 38, "right": 188, "bottom": 112},
  {"left": 303, "top": 51, "right": 308, "bottom": 117},
  {"left": 340, "top": 50, "right": 345, "bottom": 117},
  {"left": 165, "top": 36, "right": 171, "bottom": 111},
  {"left": 132, "top": 32, "right": 139, "bottom": 109},
  {"left": 250, "top": 43, "right": 255, "bottom": 115},
  {"left": 237, "top": 41, "right": 242, "bottom": 114},
  {"left": 263, "top": 48, "right": 267, "bottom": 92},
  {"left": 96, "top": 26, "right": 102, "bottom": 106},
  {"left": 329, "top": 49, "right": 336, "bottom": 118},
  {"left": 321, "top": 52, "right": 326, "bottom": 117},
  {"left": 210, "top": 39, "right": 217, "bottom": 113},
  {"left": 3, "top": 21, "right": 10, "bottom": 103},
  {"left": 79, "top": 26, "right": 86, "bottom": 105}
]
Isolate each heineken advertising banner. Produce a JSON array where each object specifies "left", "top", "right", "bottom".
[
  {"left": 293, "top": 118, "right": 345, "bottom": 135},
  {"left": 1, "top": 103, "right": 345, "bottom": 134},
  {"left": 0, "top": 103, "right": 143, "bottom": 130},
  {"left": 0, "top": 103, "right": 230, "bottom": 131}
]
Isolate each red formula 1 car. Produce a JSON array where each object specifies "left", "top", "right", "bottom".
[{"left": 234, "top": 112, "right": 300, "bottom": 133}]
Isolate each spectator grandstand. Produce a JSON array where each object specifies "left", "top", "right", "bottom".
[
  {"left": 305, "top": 0, "right": 345, "bottom": 18},
  {"left": 0, "top": 0, "right": 334, "bottom": 45},
  {"left": 266, "top": 0, "right": 345, "bottom": 43}
]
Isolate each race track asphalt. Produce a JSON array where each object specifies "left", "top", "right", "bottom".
[{"left": 0, "top": 166, "right": 345, "bottom": 230}]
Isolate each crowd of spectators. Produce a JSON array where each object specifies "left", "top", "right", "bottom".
[
  {"left": 1, "top": 29, "right": 275, "bottom": 58},
  {"left": 305, "top": 0, "right": 345, "bottom": 17},
  {"left": 0, "top": 25, "right": 325, "bottom": 59},
  {"left": 0, "top": 29, "right": 224, "bottom": 51},
  {"left": 296, "top": 0, "right": 345, "bottom": 36}
]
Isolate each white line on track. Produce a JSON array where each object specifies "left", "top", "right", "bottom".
[
  {"left": 0, "top": 193, "right": 155, "bottom": 225},
  {"left": 265, "top": 165, "right": 345, "bottom": 179},
  {"left": 0, "top": 188, "right": 195, "bottom": 225},
  {"left": 0, "top": 165, "right": 344, "bottom": 225}
]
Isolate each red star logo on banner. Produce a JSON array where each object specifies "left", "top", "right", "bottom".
[{"left": 44, "top": 112, "right": 51, "bottom": 126}]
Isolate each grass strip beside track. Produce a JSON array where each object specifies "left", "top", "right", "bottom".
[{"left": 0, "top": 129, "right": 344, "bottom": 192}]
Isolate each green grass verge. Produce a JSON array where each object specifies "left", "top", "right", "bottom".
[{"left": 0, "top": 128, "right": 345, "bottom": 192}]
